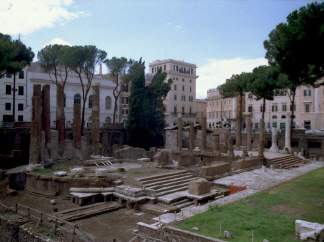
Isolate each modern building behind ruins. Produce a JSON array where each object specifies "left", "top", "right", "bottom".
[
  {"left": 0, "top": 62, "right": 117, "bottom": 127},
  {"left": 149, "top": 59, "right": 198, "bottom": 126}
]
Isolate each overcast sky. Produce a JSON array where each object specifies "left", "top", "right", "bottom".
[{"left": 0, "top": 0, "right": 317, "bottom": 98}]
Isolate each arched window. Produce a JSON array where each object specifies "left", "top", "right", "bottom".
[
  {"left": 105, "top": 96, "right": 112, "bottom": 110},
  {"left": 74, "top": 94, "right": 81, "bottom": 104},
  {"left": 105, "top": 116, "right": 111, "bottom": 123},
  {"left": 272, "top": 115, "right": 277, "bottom": 119},
  {"left": 88, "top": 95, "right": 93, "bottom": 108},
  {"left": 281, "top": 115, "right": 286, "bottom": 119}
]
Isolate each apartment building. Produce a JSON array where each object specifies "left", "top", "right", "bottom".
[
  {"left": 196, "top": 99, "right": 207, "bottom": 125},
  {"left": 245, "top": 82, "right": 324, "bottom": 130},
  {"left": 206, "top": 88, "right": 237, "bottom": 128},
  {"left": 149, "top": 59, "right": 198, "bottom": 126},
  {"left": 0, "top": 62, "right": 117, "bottom": 127}
]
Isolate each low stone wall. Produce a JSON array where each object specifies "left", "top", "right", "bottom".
[
  {"left": 0, "top": 216, "right": 49, "bottom": 242},
  {"left": 178, "top": 155, "right": 195, "bottom": 167},
  {"left": 233, "top": 157, "right": 260, "bottom": 170},
  {"left": 115, "top": 147, "right": 148, "bottom": 160},
  {"left": 25, "top": 173, "right": 121, "bottom": 196},
  {"left": 200, "top": 163, "right": 231, "bottom": 177},
  {"left": 137, "top": 222, "right": 225, "bottom": 242}
]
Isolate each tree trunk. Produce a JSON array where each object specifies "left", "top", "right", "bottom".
[{"left": 108, "top": 75, "right": 119, "bottom": 155}]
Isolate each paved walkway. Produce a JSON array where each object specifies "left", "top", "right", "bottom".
[{"left": 153, "top": 161, "right": 324, "bottom": 224}]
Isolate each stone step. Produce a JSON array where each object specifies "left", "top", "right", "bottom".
[
  {"left": 140, "top": 203, "right": 180, "bottom": 216},
  {"left": 171, "top": 198, "right": 191, "bottom": 206},
  {"left": 214, "top": 165, "right": 262, "bottom": 179},
  {"left": 138, "top": 170, "right": 189, "bottom": 182},
  {"left": 140, "top": 171, "right": 191, "bottom": 185},
  {"left": 142, "top": 174, "right": 195, "bottom": 188},
  {"left": 175, "top": 201, "right": 193, "bottom": 209},
  {"left": 145, "top": 177, "right": 196, "bottom": 191},
  {"left": 154, "top": 182, "right": 191, "bottom": 194},
  {"left": 155, "top": 185, "right": 189, "bottom": 197}
]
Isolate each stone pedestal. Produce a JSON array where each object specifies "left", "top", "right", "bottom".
[
  {"left": 177, "top": 116, "right": 183, "bottom": 150},
  {"left": 42, "top": 85, "right": 51, "bottom": 159},
  {"left": 201, "top": 117, "right": 207, "bottom": 151},
  {"left": 213, "top": 134, "right": 220, "bottom": 152},
  {"left": 270, "top": 127, "right": 279, "bottom": 152},
  {"left": 188, "top": 178, "right": 210, "bottom": 195},
  {"left": 189, "top": 122, "right": 195, "bottom": 152}
]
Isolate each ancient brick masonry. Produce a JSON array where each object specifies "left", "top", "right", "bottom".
[
  {"left": 41, "top": 85, "right": 51, "bottom": 159},
  {"left": 29, "top": 84, "right": 42, "bottom": 164},
  {"left": 177, "top": 117, "right": 183, "bottom": 150},
  {"left": 91, "top": 84, "right": 100, "bottom": 155},
  {"left": 56, "top": 83, "right": 65, "bottom": 155}
]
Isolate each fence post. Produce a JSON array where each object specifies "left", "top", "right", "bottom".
[
  {"left": 54, "top": 218, "right": 57, "bottom": 235},
  {"left": 40, "top": 212, "right": 43, "bottom": 227},
  {"left": 72, "top": 224, "right": 76, "bottom": 242}
]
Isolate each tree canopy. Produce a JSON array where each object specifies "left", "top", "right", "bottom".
[{"left": 126, "top": 59, "right": 172, "bottom": 150}]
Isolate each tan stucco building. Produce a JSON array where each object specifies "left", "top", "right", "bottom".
[
  {"left": 149, "top": 59, "right": 198, "bottom": 126},
  {"left": 196, "top": 99, "right": 207, "bottom": 125}
]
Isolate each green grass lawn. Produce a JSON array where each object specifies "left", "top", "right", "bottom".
[{"left": 176, "top": 167, "right": 324, "bottom": 242}]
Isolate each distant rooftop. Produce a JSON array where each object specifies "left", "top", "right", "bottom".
[{"left": 149, "top": 59, "right": 197, "bottom": 68}]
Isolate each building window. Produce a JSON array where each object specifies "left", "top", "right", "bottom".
[
  {"left": 122, "top": 97, "right": 129, "bottom": 104},
  {"left": 174, "top": 95, "right": 177, "bottom": 100},
  {"left": 182, "top": 107, "right": 185, "bottom": 115},
  {"left": 174, "top": 85, "right": 177, "bottom": 91},
  {"left": 182, "top": 78, "right": 185, "bottom": 82},
  {"left": 18, "top": 103, "right": 23, "bottom": 111},
  {"left": 174, "top": 106, "right": 177, "bottom": 114},
  {"left": 290, "top": 104, "right": 296, "bottom": 111},
  {"left": 181, "top": 95, "right": 186, "bottom": 101},
  {"left": 182, "top": 86, "right": 184, "bottom": 91},
  {"left": 163, "top": 65, "right": 166, "bottom": 71},
  {"left": 105, "top": 96, "right": 112, "bottom": 109},
  {"left": 260, "top": 105, "right": 266, "bottom": 112},
  {"left": 308, "top": 141, "right": 321, "bottom": 149},
  {"left": 18, "top": 86, "right": 24, "bottom": 95},
  {"left": 5, "top": 103, "right": 11, "bottom": 110},
  {"left": 272, "top": 105, "right": 278, "bottom": 112},
  {"left": 304, "top": 120, "right": 311, "bottom": 130},
  {"left": 272, "top": 115, "right": 277, "bottom": 119},
  {"left": 122, "top": 84, "right": 129, "bottom": 92},
  {"left": 19, "top": 71, "right": 24, "bottom": 79},
  {"left": 6, "top": 85, "right": 11, "bottom": 95},
  {"left": 105, "top": 116, "right": 111, "bottom": 123},
  {"left": 74, "top": 94, "right": 81, "bottom": 104},
  {"left": 190, "top": 87, "right": 192, "bottom": 92},
  {"left": 190, "top": 79, "right": 192, "bottom": 83},
  {"left": 248, "top": 93, "right": 253, "bottom": 99},
  {"left": 18, "top": 115, "right": 23, "bottom": 122},
  {"left": 305, "top": 103, "right": 310, "bottom": 113},
  {"left": 174, "top": 65, "right": 178, "bottom": 71},
  {"left": 88, "top": 95, "right": 93, "bottom": 108},
  {"left": 272, "top": 122, "right": 277, "bottom": 127},
  {"left": 280, "top": 122, "right": 286, "bottom": 129},
  {"left": 6, "top": 73, "right": 12, "bottom": 78},
  {"left": 282, "top": 104, "right": 287, "bottom": 112},
  {"left": 304, "top": 89, "right": 311, "bottom": 96},
  {"left": 248, "top": 106, "right": 253, "bottom": 112}
]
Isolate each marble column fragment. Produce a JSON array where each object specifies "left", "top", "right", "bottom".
[
  {"left": 56, "top": 83, "right": 65, "bottom": 156},
  {"left": 73, "top": 103, "right": 81, "bottom": 150},
  {"left": 177, "top": 116, "right": 183, "bottom": 150},
  {"left": 246, "top": 114, "right": 252, "bottom": 151},
  {"left": 270, "top": 127, "right": 279, "bottom": 152},
  {"left": 91, "top": 85, "right": 100, "bottom": 155},
  {"left": 41, "top": 85, "right": 51, "bottom": 159},
  {"left": 284, "top": 113, "right": 292, "bottom": 153},
  {"left": 189, "top": 122, "right": 195, "bottom": 152},
  {"left": 202, "top": 117, "right": 207, "bottom": 151},
  {"left": 29, "top": 84, "right": 42, "bottom": 164}
]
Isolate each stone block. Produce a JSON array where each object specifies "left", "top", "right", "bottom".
[
  {"left": 95, "top": 168, "right": 108, "bottom": 177},
  {"left": 296, "top": 220, "right": 324, "bottom": 241},
  {"left": 123, "top": 187, "right": 146, "bottom": 198},
  {"left": 200, "top": 163, "right": 231, "bottom": 177},
  {"left": 71, "top": 167, "right": 84, "bottom": 175},
  {"left": 54, "top": 171, "right": 67, "bottom": 177},
  {"left": 178, "top": 155, "right": 194, "bottom": 167},
  {"left": 137, "top": 158, "right": 150, "bottom": 162},
  {"left": 115, "top": 185, "right": 129, "bottom": 194},
  {"left": 188, "top": 178, "right": 210, "bottom": 195}
]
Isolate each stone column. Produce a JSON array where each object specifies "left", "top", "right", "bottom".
[
  {"left": 224, "top": 130, "right": 229, "bottom": 153},
  {"left": 177, "top": 116, "right": 183, "bottom": 150},
  {"left": 270, "top": 127, "right": 279, "bottom": 152},
  {"left": 41, "top": 85, "right": 51, "bottom": 159},
  {"left": 56, "top": 83, "right": 65, "bottom": 156},
  {"left": 214, "top": 134, "right": 220, "bottom": 152},
  {"left": 246, "top": 113, "right": 252, "bottom": 151},
  {"left": 202, "top": 117, "right": 207, "bottom": 151},
  {"left": 228, "top": 138, "right": 234, "bottom": 156},
  {"left": 258, "top": 118, "right": 264, "bottom": 158},
  {"left": 284, "top": 113, "right": 292, "bottom": 153},
  {"left": 73, "top": 103, "right": 81, "bottom": 151},
  {"left": 189, "top": 122, "right": 194, "bottom": 152},
  {"left": 29, "top": 84, "right": 42, "bottom": 164},
  {"left": 91, "top": 85, "right": 100, "bottom": 155}
]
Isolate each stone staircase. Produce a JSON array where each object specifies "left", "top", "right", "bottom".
[
  {"left": 137, "top": 170, "right": 197, "bottom": 197},
  {"left": 268, "top": 155, "right": 307, "bottom": 169}
]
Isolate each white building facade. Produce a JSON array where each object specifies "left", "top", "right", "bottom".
[{"left": 0, "top": 62, "right": 117, "bottom": 127}]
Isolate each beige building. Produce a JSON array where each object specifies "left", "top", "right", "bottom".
[
  {"left": 245, "top": 80, "right": 324, "bottom": 130},
  {"left": 196, "top": 99, "right": 207, "bottom": 125},
  {"left": 206, "top": 88, "right": 237, "bottom": 128},
  {"left": 149, "top": 59, "right": 198, "bottom": 126}
]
